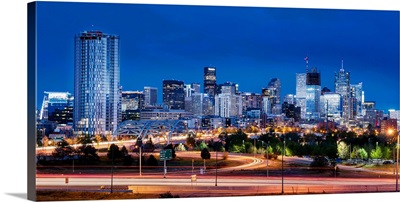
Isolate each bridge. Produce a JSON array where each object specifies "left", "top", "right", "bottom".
[{"left": 113, "top": 120, "right": 193, "bottom": 143}]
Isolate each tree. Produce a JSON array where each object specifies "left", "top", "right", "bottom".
[
  {"left": 77, "top": 145, "right": 99, "bottom": 163},
  {"left": 358, "top": 148, "right": 368, "bottom": 160},
  {"left": 106, "top": 134, "right": 113, "bottom": 142},
  {"left": 94, "top": 134, "right": 102, "bottom": 148},
  {"left": 337, "top": 141, "right": 350, "bottom": 159},
  {"left": 198, "top": 141, "right": 208, "bottom": 150},
  {"left": 78, "top": 134, "right": 92, "bottom": 145},
  {"left": 200, "top": 148, "right": 211, "bottom": 171},
  {"left": 371, "top": 146, "right": 383, "bottom": 159},
  {"left": 147, "top": 155, "right": 159, "bottom": 167},
  {"left": 52, "top": 139, "right": 75, "bottom": 160},
  {"left": 42, "top": 136, "right": 49, "bottom": 147},
  {"left": 120, "top": 145, "right": 129, "bottom": 157},
  {"left": 186, "top": 136, "right": 196, "bottom": 148},
  {"left": 107, "top": 144, "right": 122, "bottom": 160}
]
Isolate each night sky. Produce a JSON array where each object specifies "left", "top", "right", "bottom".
[{"left": 36, "top": 2, "right": 399, "bottom": 112}]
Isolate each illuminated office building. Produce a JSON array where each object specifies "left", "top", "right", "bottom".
[{"left": 163, "top": 80, "right": 185, "bottom": 110}]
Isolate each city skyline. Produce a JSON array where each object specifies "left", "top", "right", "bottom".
[{"left": 36, "top": 2, "right": 399, "bottom": 112}]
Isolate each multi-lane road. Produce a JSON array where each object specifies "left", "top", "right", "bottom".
[{"left": 36, "top": 151, "right": 399, "bottom": 196}]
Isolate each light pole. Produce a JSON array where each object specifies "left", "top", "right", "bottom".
[
  {"left": 281, "top": 134, "right": 285, "bottom": 194},
  {"left": 396, "top": 132, "right": 399, "bottom": 192},
  {"left": 215, "top": 149, "right": 218, "bottom": 186},
  {"left": 110, "top": 144, "right": 114, "bottom": 193}
]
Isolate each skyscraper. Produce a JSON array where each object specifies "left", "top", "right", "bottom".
[
  {"left": 296, "top": 73, "right": 307, "bottom": 119},
  {"left": 204, "top": 67, "right": 217, "bottom": 96},
  {"left": 121, "top": 91, "right": 144, "bottom": 121},
  {"left": 144, "top": 86, "right": 158, "bottom": 106},
  {"left": 262, "top": 78, "right": 281, "bottom": 115},
  {"left": 40, "top": 91, "right": 74, "bottom": 125},
  {"left": 335, "top": 61, "right": 350, "bottom": 123},
  {"left": 74, "top": 31, "right": 121, "bottom": 136},
  {"left": 163, "top": 80, "right": 185, "bottom": 110},
  {"left": 350, "top": 82, "right": 363, "bottom": 118},
  {"left": 306, "top": 68, "right": 321, "bottom": 120}
]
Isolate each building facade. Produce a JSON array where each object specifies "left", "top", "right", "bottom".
[
  {"left": 204, "top": 67, "right": 217, "bottom": 97},
  {"left": 39, "top": 91, "right": 74, "bottom": 125},
  {"left": 73, "top": 31, "right": 121, "bottom": 136},
  {"left": 162, "top": 80, "right": 185, "bottom": 110},
  {"left": 306, "top": 68, "right": 321, "bottom": 120},
  {"left": 144, "top": 86, "right": 158, "bottom": 107},
  {"left": 334, "top": 63, "right": 351, "bottom": 123}
]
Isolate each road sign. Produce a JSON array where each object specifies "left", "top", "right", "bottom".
[{"left": 159, "top": 149, "right": 172, "bottom": 161}]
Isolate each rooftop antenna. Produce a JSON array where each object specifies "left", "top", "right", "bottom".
[
  {"left": 304, "top": 55, "right": 309, "bottom": 73},
  {"left": 341, "top": 59, "right": 344, "bottom": 71}
]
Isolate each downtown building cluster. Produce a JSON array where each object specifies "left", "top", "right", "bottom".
[{"left": 37, "top": 30, "right": 399, "bottom": 139}]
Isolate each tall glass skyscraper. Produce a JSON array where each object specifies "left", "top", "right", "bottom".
[
  {"left": 335, "top": 62, "right": 350, "bottom": 123},
  {"left": 296, "top": 73, "right": 307, "bottom": 119},
  {"left": 144, "top": 86, "right": 158, "bottom": 106},
  {"left": 162, "top": 80, "right": 185, "bottom": 110},
  {"left": 306, "top": 68, "right": 321, "bottom": 120},
  {"left": 40, "top": 91, "right": 73, "bottom": 125},
  {"left": 74, "top": 31, "right": 121, "bottom": 136},
  {"left": 204, "top": 67, "right": 217, "bottom": 97}
]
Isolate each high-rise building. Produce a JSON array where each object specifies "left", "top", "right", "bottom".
[
  {"left": 144, "top": 86, "right": 158, "bottom": 106},
  {"left": 262, "top": 78, "right": 281, "bottom": 115},
  {"left": 188, "top": 93, "right": 215, "bottom": 116},
  {"left": 204, "top": 67, "right": 217, "bottom": 96},
  {"left": 74, "top": 31, "right": 121, "bottom": 136},
  {"left": 40, "top": 92, "right": 74, "bottom": 125},
  {"left": 215, "top": 82, "right": 242, "bottom": 118},
  {"left": 163, "top": 80, "right": 185, "bottom": 110},
  {"left": 295, "top": 73, "right": 307, "bottom": 119},
  {"left": 191, "top": 83, "right": 201, "bottom": 94},
  {"left": 335, "top": 61, "right": 350, "bottom": 123},
  {"left": 350, "top": 82, "right": 363, "bottom": 118},
  {"left": 121, "top": 91, "right": 144, "bottom": 121},
  {"left": 215, "top": 93, "right": 242, "bottom": 118},
  {"left": 306, "top": 68, "right": 321, "bottom": 120},
  {"left": 184, "top": 84, "right": 194, "bottom": 97},
  {"left": 40, "top": 92, "right": 73, "bottom": 120},
  {"left": 241, "top": 92, "right": 262, "bottom": 116},
  {"left": 320, "top": 92, "right": 342, "bottom": 121}
]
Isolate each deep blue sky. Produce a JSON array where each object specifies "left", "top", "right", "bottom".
[{"left": 36, "top": 2, "right": 399, "bottom": 112}]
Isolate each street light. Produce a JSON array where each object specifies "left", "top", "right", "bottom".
[
  {"left": 388, "top": 129, "right": 399, "bottom": 192},
  {"left": 281, "top": 134, "right": 285, "bottom": 194}
]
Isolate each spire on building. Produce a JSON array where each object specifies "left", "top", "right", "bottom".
[
  {"left": 340, "top": 59, "right": 344, "bottom": 72},
  {"left": 304, "top": 55, "right": 309, "bottom": 73}
]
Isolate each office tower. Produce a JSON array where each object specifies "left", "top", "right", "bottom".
[
  {"left": 184, "top": 84, "right": 194, "bottom": 97},
  {"left": 241, "top": 92, "right": 262, "bottom": 115},
  {"left": 215, "top": 94, "right": 242, "bottom": 118},
  {"left": 215, "top": 82, "right": 242, "bottom": 118},
  {"left": 121, "top": 91, "right": 144, "bottom": 121},
  {"left": 163, "top": 80, "right": 185, "bottom": 110},
  {"left": 320, "top": 92, "right": 342, "bottom": 121},
  {"left": 188, "top": 93, "right": 215, "bottom": 116},
  {"left": 204, "top": 66, "right": 217, "bottom": 96},
  {"left": 40, "top": 91, "right": 74, "bottom": 125},
  {"left": 191, "top": 83, "right": 201, "bottom": 94},
  {"left": 74, "top": 31, "right": 121, "bottom": 136},
  {"left": 306, "top": 67, "right": 321, "bottom": 120},
  {"left": 335, "top": 61, "right": 350, "bottom": 123},
  {"left": 295, "top": 73, "right": 307, "bottom": 119},
  {"left": 219, "top": 82, "right": 237, "bottom": 95},
  {"left": 283, "top": 94, "right": 295, "bottom": 105},
  {"left": 350, "top": 82, "right": 363, "bottom": 118},
  {"left": 144, "top": 86, "right": 158, "bottom": 107},
  {"left": 262, "top": 78, "right": 281, "bottom": 115}
]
